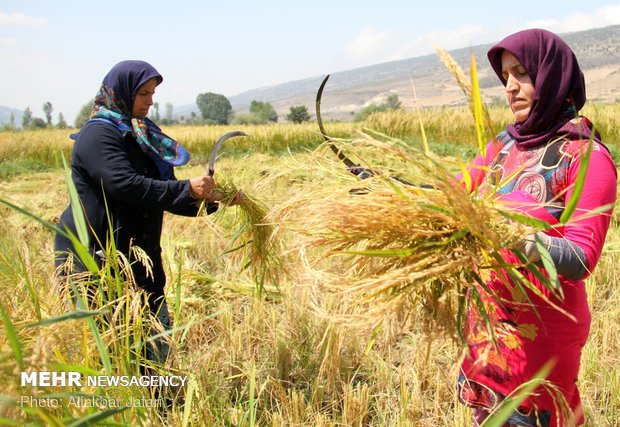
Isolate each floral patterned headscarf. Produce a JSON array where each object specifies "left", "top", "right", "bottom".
[{"left": 87, "top": 60, "right": 189, "bottom": 179}]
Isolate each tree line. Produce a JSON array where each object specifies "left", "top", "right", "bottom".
[
  {"left": 3, "top": 94, "right": 312, "bottom": 131},
  {"left": 4, "top": 91, "right": 402, "bottom": 131},
  {"left": 2, "top": 102, "right": 69, "bottom": 131}
]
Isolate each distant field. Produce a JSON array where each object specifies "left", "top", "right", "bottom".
[{"left": 1, "top": 103, "right": 618, "bottom": 179}]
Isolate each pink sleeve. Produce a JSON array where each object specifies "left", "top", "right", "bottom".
[{"left": 563, "top": 146, "right": 617, "bottom": 273}]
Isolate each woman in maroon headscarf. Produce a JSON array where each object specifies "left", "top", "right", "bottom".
[{"left": 456, "top": 29, "right": 617, "bottom": 426}]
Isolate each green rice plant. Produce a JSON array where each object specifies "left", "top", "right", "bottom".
[
  {"left": 161, "top": 122, "right": 358, "bottom": 160},
  {"left": 0, "top": 162, "right": 181, "bottom": 425},
  {"left": 198, "top": 176, "right": 286, "bottom": 296},
  {"left": 0, "top": 301, "right": 24, "bottom": 371},
  {"left": 436, "top": 48, "right": 496, "bottom": 142},
  {"left": 271, "top": 141, "right": 542, "bottom": 343},
  {"left": 483, "top": 360, "right": 571, "bottom": 426}
]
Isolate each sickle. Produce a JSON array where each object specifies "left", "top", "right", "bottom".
[
  {"left": 207, "top": 130, "right": 248, "bottom": 177},
  {"left": 316, "top": 75, "right": 418, "bottom": 187},
  {"left": 316, "top": 75, "right": 374, "bottom": 178}
]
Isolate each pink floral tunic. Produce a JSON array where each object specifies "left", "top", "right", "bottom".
[{"left": 459, "top": 119, "right": 617, "bottom": 426}]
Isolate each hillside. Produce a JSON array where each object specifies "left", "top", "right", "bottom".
[
  {"left": 0, "top": 107, "right": 23, "bottom": 128},
  {"left": 227, "top": 25, "right": 620, "bottom": 121}
]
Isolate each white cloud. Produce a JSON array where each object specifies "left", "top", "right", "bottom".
[
  {"left": 526, "top": 4, "right": 620, "bottom": 33},
  {"left": 388, "top": 25, "right": 489, "bottom": 61},
  {"left": 344, "top": 25, "right": 492, "bottom": 66},
  {"left": 524, "top": 19, "right": 557, "bottom": 29},
  {"left": 0, "top": 11, "right": 48, "bottom": 26},
  {"left": 342, "top": 3, "right": 620, "bottom": 71},
  {"left": 425, "top": 25, "right": 488, "bottom": 50},
  {"left": 0, "top": 37, "right": 19, "bottom": 47},
  {"left": 345, "top": 27, "right": 393, "bottom": 63}
]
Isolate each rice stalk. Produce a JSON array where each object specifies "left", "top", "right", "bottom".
[
  {"left": 199, "top": 178, "right": 285, "bottom": 293},
  {"left": 436, "top": 47, "right": 496, "bottom": 141},
  {"left": 271, "top": 136, "right": 541, "bottom": 342}
]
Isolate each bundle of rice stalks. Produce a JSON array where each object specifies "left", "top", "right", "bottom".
[
  {"left": 199, "top": 178, "right": 284, "bottom": 293},
  {"left": 271, "top": 137, "right": 543, "bottom": 342}
]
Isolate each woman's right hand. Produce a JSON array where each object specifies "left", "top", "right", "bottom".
[{"left": 189, "top": 176, "right": 215, "bottom": 199}]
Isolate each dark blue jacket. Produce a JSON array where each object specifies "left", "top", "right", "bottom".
[{"left": 55, "top": 120, "right": 216, "bottom": 303}]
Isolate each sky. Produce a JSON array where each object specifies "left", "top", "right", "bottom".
[{"left": 2, "top": 0, "right": 620, "bottom": 123}]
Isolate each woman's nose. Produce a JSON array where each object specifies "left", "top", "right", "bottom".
[{"left": 505, "top": 74, "right": 518, "bottom": 92}]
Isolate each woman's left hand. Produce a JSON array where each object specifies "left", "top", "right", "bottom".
[
  {"left": 208, "top": 189, "right": 244, "bottom": 206},
  {"left": 518, "top": 232, "right": 552, "bottom": 262},
  {"left": 228, "top": 190, "right": 245, "bottom": 206}
]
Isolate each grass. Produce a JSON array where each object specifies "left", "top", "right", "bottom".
[{"left": 0, "top": 104, "right": 618, "bottom": 425}]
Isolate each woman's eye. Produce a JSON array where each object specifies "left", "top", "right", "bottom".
[{"left": 516, "top": 68, "right": 528, "bottom": 77}]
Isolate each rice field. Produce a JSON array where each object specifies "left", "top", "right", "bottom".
[{"left": 0, "top": 107, "right": 618, "bottom": 426}]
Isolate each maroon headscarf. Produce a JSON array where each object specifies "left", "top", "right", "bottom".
[{"left": 487, "top": 28, "right": 592, "bottom": 148}]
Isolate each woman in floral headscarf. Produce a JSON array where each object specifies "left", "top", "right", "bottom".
[
  {"left": 457, "top": 29, "right": 617, "bottom": 426},
  {"left": 54, "top": 60, "right": 240, "bottom": 362}
]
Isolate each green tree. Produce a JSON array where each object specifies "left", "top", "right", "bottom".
[
  {"left": 231, "top": 113, "right": 263, "bottom": 125},
  {"left": 286, "top": 105, "right": 311, "bottom": 124},
  {"left": 196, "top": 92, "right": 232, "bottom": 124},
  {"left": 163, "top": 102, "right": 174, "bottom": 124},
  {"left": 22, "top": 107, "right": 33, "bottom": 129},
  {"left": 384, "top": 94, "right": 401, "bottom": 110},
  {"left": 31, "top": 117, "right": 47, "bottom": 128},
  {"left": 74, "top": 99, "right": 94, "bottom": 128},
  {"left": 57, "top": 112, "right": 68, "bottom": 129},
  {"left": 355, "top": 93, "right": 402, "bottom": 121},
  {"left": 1, "top": 112, "right": 16, "bottom": 131},
  {"left": 151, "top": 102, "right": 161, "bottom": 122},
  {"left": 43, "top": 101, "right": 53, "bottom": 126},
  {"left": 249, "top": 100, "right": 277, "bottom": 123}
]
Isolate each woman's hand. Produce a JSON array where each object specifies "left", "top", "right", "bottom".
[
  {"left": 189, "top": 176, "right": 215, "bottom": 199},
  {"left": 209, "top": 190, "right": 245, "bottom": 205},
  {"left": 189, "top": 177, "right": 244, "bottom": 206},
  {"left": 228, "top": 190, "right": 244, "bottom": 206},
  {"left": 518, "top": 232, "right": 552, "bottom": 262}
]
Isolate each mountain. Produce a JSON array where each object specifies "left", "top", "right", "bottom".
[
  {"left": 223, "top": 24, "right": 620, "bottom": 121},
  {"left": 0, "top": 106, "right": 23, "bottom": 128}
]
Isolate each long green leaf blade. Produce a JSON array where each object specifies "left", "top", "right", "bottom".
[
  {"left": 470, "top": 52, "right": 487, "bottom": 156},
  {"left": 0, "top": 197, "right": 99, "bottom": 274},
  {"left": 65, "top": 406, "right": 129, "bottom": 427},
  {"left": 560, "top": 137, "right": 593, "bottom": 223},
  {"left": 0, "top": 302, "right": 24, "bottom": 371},
  {"left": 21, "top": 309, "right": 102, "bottom": 329},
  {"left": 62, "top": 155, "right": 90, "bottom": 249},
  {"left": 484, "top": 361, "right": 554, "bottom": 427}
]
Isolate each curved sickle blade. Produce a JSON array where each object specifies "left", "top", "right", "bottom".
[
  {"left": 316, "top": 75, "right": 418, "bottom": 187},
  {"left": 316, "top": 75, "right": 357, "bottom": 169},
  {"left": 316, "top": 75, "right": 374, "bottom": 179},
  {"left": 207, "top": 130, "right": 248, "bottom": 176}
]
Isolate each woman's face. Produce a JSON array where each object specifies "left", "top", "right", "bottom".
[
  {"left": 501, "top": 50, "right": 535, "bottom": 123},
  {"left": 131, "top": 78, "right": 158, "bottom": 117}
]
